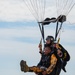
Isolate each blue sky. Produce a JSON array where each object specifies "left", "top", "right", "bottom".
[{"left": 0, "top": 0, "right": 75, "bottom": 75}]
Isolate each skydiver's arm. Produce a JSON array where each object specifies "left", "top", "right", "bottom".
[{"left": 46, "top": 54, "right": 57, "bottom": 74}]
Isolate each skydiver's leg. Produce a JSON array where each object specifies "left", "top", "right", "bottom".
[
  {"left": 20, "top": 60, "right": 29, "bottom": 72},
  {"left": 20, "top": 60, "right": 42, "bottom": 73}
]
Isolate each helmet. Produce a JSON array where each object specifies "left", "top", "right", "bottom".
[{"left": 46, "top": 36, "right": 54, "bottom": 43}]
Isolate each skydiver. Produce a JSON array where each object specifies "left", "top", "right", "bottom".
[
  {"left": 38, "top": 35, "right": 70, "bottom": 72},
  {"left": 20, "top": 45, "right": 62, "bottom": 75}
]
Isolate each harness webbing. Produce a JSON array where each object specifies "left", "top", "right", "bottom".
[
  {"left": 55, "top": 22, "right": 63, "bottom": 41},
  {"left": 38, "top": 22, "right": 45, "bottom": 44}
]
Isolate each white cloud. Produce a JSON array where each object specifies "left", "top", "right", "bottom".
[
  {"left": 0, "top": 0, "right": 75, "bottom": 23},
  {"left": 0, "top": 27, "right": 41, "bottom": 56},
  {"left": 0, "top": 27, "right": 41, "bottom": 38},
  {"left": 0, "top": 0, "right": 34, "bottom": 22}
]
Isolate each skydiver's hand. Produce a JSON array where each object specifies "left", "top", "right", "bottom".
[
  {"left": 38, "top": 44, "right": 42, "bottom": 49},
  {"left": 38, "top": 43, "right": 43, "bottom": 54},
  {"left": 38, "top": 44, "right": 42, "bottom": 52}
]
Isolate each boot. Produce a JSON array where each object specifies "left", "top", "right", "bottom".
[
  {"left": 20, "top": 60, "right": 43, "bottom": 73},
  {"left": 20, "top": 60, "right": 29, "bottom": 72}
]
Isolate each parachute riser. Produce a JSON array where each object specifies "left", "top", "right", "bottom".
[
  {"left": 38, "top": 22, "right": 45, "bottom": 44},
  {"left": 54, "top": 15, "right": 66, "bottom": 41},
  {"left": 55, "top": 21, "right": 63, "bottom": 41},
  {"left": 38, "top": 15, "right": 66, "bottom": 43}
]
